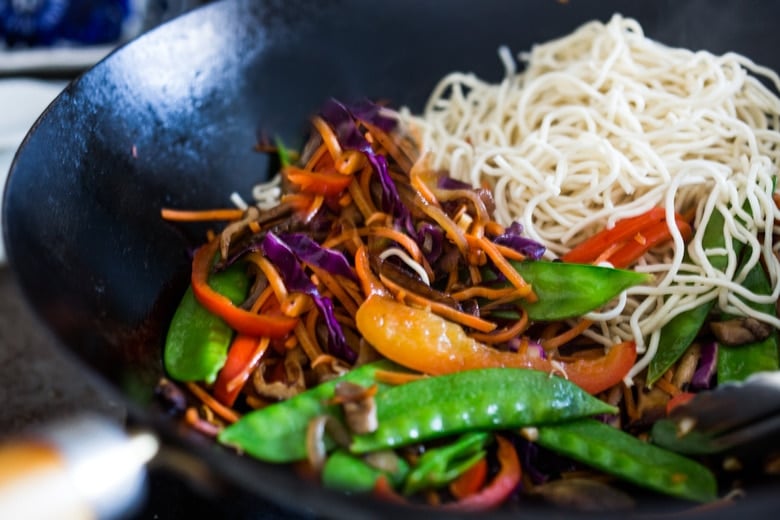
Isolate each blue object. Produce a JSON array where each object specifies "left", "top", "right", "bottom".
[{"left": 0, "top": 0, "right": 131, "bottom": 47}]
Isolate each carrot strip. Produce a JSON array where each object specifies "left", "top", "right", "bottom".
[
  {"left": 363, "top": 121, "right": 413, "bottom": 173},
  {"left": 450, "top": 286, "right": 520, "bottom": 301},
  {"left": 295, "top": 320, "right": 324, "bottom": 363},
  {"left": 361, "top": 227, "right": 424, "bottom": 265},
  {"left": 379, "top": 273, "right": 497, "bottom": 333},
  {"left": 311, "top": 116, "right": 342, "bottom": 161},
  {"left": 309, "top": 265, "right": 360, "bottom": 317},
  {"left": 466, "top": 235, "right": 534, "bottom": 299},
  {"left": 161, "top": 208, "right": 245, "bottom": 222},
  {"left": 654, "top": 376, "right": 682, "bottom": 397},
  {"left": 184, "top": 407, "right": 221, "bottom": 437},
  {"left": 347, "top": 177, "right": 377, "bottom": 219},
  {"left": 373, "top": 369, "right": 427, "bottom": 385},
  {"left": 186, "top": 382, "right": 240, "bottom": 424},
  {"left": 355, "top": 246, "right": 388, "bottom": 298},
  {"left": 247, "top": 253, "right": 289, "bottom": 303},
  {"left": 409, "top": 159, "right": 439, "bottom": 206},
  {"left": 469, "top": 310, "right": 529, "bottom": 344},
  {"left": 491, "top": 243, "right": 526, "bottom": 262},
  {"left": 541, "top": 319, "right": 593, "bottom": 350}
]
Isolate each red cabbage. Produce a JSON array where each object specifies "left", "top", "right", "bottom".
[
  {"left": 416, "top": 222, "right": 444, "bottom": 263},
  {"left": 260, "top": 232, "right": 355, "bottom": 363},
  {"left": 691, "top": 341, "right": 718, "bottom": 390},
  {"left": 493, "top": 221, "right": 546, "bottom": 260},
  {"left": 347, "top": 98, "right": 397, "bottom": 133},
  {"left": 278, "top": 233, "right": 357, "bottom": 283},
  {"left": 319, "top": 99, "right": 411, "bottom": 228},
  {"left": 437, "top": 176, "right": 473, "bottom": 191}
]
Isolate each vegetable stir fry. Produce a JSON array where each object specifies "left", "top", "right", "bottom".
[{"left": 157, "top": 97, "right": 777, "bottom": 512}]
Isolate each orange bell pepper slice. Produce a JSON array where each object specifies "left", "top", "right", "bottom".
[{"left": 356, "top": 295, "right": 636, "bottom": 395}]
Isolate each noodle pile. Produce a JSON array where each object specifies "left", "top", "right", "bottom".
[{"left": 401, "top": 14, "right": 780, "bottom": 380}]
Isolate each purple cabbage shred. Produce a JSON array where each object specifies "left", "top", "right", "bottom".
[
  {"left": 260, "top": 232, "right": 355, "bottom": 363},
  {"left": 493, "top": 221, "right": 546, "bottom": 260}
]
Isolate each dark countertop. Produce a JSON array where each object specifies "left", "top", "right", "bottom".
[
  {"left": 0, "top": 265, "right": 125, "bottom": 435},
  {"left": 0, "top": 266, "right": 299, "bottom": 519}
]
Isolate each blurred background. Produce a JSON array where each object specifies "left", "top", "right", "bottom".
[{"left": 0, "top": 2, "right": 293, "bottom": 518}]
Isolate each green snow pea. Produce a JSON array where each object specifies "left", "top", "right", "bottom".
[
  {"left": 322, "top": 449, "right": 409, "bottom": 493},
  {"left": 218, "top": 360, "right": 406, "bottom": 463},
  {"left": 350, "top": 368, "right": 617, "bottom": 454},
  {"left": 402, "top": 431, "right": 490, "bottom": 495},
  {"left": 717, "top": 259, "right": 779, "bottom": 383},
  {"left": 534, "top": 419, "right": 717, "bottom": 503},
  {"left": 164, "top": 261, "right": 249, "bottom": 384},
  {"left": 500, "top": 261, "right": 652, "bottom": 321},
  {"left": 648, "top": 208, "right": 744, "bottom": 384}
]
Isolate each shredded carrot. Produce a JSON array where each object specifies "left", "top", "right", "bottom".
[
  {"left": 160, "top": 207, "right": 245, "bottom": 222},
  {"left": 409, "top": 158, "right": 439, "bottom": 206},
  {"left": 186, "top": 382, "right": 240, "bottom": 423},
  {"left": 491, "top": 243, "right": 526, "bottom": 262},
  {"left": 373, "top": 369, "right": 428, "bottom": 385},
  {"left": 654, "top": 376, "right": 682, "bottom": 397},
  {"left": 467, "top": 235, "right": 534, "bottom": 299},
  {"left": 541, "top": 319, "right": 593, "bottom": 350},
  {"left": 450, "top": 286, "right": 520, "bottom": 301},
  {"left": 470, "top": 310, "right": 529, "bottom": 344},
  {"left": 347, "top": 177, "right": 377, "bottom": 219},
  {"left": 363, "top": 120, "right": 413, "bottom": 173},
  {"left": 308, "top": 265, "right": 360, "bottom": 317},
  {"left": 355, "top": 246, "right": 388, "bottom": 298},
  {"left": 622, "top": 383, "right": 639, "bottom": 422},
  {"left": 249, "top": 285, "right": 275, "bottom": 314},
  {"left": 380, "top": 273, "right": 497, "bottom": 333},
  {"left": 295, "top": 320, "right": 324, "bottom": 363},
  {"left": 311, "top": 116, "right": 342, "bottom": 161},
  {"left": 248, "top": 253, "right": 289, "bottom": 303},
  {"left": 484, "top": 221, "right": 505, "bottom": 236}
]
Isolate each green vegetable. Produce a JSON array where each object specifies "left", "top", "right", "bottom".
[
  {"left": 650, "top": 418, "right": 717, "bottom": 455},
  {"left": 490, "top": 261, "right": 652, "bottom": 321},
  {"left": 648, "top": 209, "right": 744, "bottom": 384},
  {"left": 402, "top": 432, "right": 489, "bottom": 495},
  {"left": 534, "top": 419, "right": 718, "bottom": 503},
  {"left": 350, "top": 368, "right": 617, "bottom": 454},
  {"left": 322, "top": 450, "right": 409, "bottom": 493},
  {"left": 717, "top": 260, "right": 779, "bottom": 383},
  {"left": 217, "top": 360, "right": 405, "bottom": 462},
  {"left": 163, "top": 261, "right": 249, "bottom": 383}
]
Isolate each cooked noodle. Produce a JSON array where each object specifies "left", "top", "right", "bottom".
[{"left": 401, "top": 14, "right": 780, "bottom": 380}]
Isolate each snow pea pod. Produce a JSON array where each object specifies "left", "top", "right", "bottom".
[
  {"left": 508, "top": 261, "right": 653, "bottom": 321},
  {"left": 218, "top": 360, "right": 404, "bottom": 463},
  {"left": 533, "top": 419, "right": 717, "bottom": 503},
  {"left": 322, "top": 449, "right": 409, "bottom": 493},
  {"left": 717, "top": 260, "right": 779, "bottom": 383},
  {"left": 350, "top": 368, "right": 617, "bottom": 454},
  {"left": 403, "top": 431, "right": 489, "bottom": 495},
  {"left": 164, "top": 261, "right": 249, "bottom": 384},
  {"left": 648, "top": 209, "right": 744, "bottom": 384}
]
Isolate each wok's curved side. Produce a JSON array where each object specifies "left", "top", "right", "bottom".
[{"left": 3, "top": 0, "right": 780, "bottom": 517}]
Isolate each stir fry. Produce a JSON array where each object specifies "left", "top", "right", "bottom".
[{"left": 157, "top": 98, "right": 778, "bottom": 512}]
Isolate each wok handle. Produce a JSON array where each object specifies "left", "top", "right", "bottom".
[{"left": 0, "top": 415, "right": 158, "bottom": 520}]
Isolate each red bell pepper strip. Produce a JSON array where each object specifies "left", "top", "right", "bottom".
[
  {"left": 213, "top": 334, "right": 269, "bottom": 407},
  {"left": 285, "top": 166, "right": 353, "bottom": 196},
  {"left": 191, "top": 239, "right": 298, "bottom": 338},
  {"left": 442, "top": 436, "right": 521, "bottom": 512},
  {"left": 449, "top": 457, "right": 488, "bottom": 500},
  {"left": 561, "top": 207, "right": 665, "bottom": 264},
  {"left": 606, "top": 216, "right": 693, "bottom": 268},
  {"left": 665, "top": 391, "right": 696, "bottom": 416},
  {"left": 356, "top": 295, "right": 636, "bottom": 395}
]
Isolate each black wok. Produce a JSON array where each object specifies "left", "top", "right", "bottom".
[{"left": 3, "top": 0, "right": 780, "bottom": 517}]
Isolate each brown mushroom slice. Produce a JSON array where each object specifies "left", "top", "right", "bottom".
[
  {"left": 710, "top": 317, "right": 773, "bottom": 346},
  {"left": 251, "top": 347, "right": 308, "bottom": 400},
  {"left": 529, "top": 478, "right": 636, "bottom": 512},
  {"left": 333, "top": 381, "right": 378, "bottom": 434}
]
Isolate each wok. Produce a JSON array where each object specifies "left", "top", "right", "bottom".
[{"left": 3, "top": 0, "right": 780, "bottom": 517}]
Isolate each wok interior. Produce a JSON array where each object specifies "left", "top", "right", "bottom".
[{"left": 4, "top": 0, "right": 780, "bottom": 516}]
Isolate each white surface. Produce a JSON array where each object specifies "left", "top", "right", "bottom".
[{"left": 0, "top": 78, "right": 68, "bottom": 263}]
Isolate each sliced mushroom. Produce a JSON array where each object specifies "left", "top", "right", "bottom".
[
  {"left": 334, "top": 381, "right": 378, "bottom": 434},
  {"left": 710, "top": 317, "right": 772, "bottom": 346},
  {"left": 251, "top": 347, "right": 307, "bottom": 400},
  {"left": 672, "top": 343, "right": 701, "bottom": 389},
  {"left": 528, "top": 478, "right": 636, "bottom": 512},
  {"left": 220, "top": 206, "right": 260, "bottom": 259}
]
